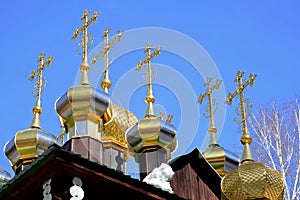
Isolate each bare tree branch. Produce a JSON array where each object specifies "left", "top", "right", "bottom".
[{"left": 248, "top": 99, "right": 300, "bottom": 200}]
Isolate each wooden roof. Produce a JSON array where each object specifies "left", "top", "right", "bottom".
[
  {"left": 0, "top": 143, "right": 222, "bottom": 199},
  {"left": 0, "top": 144, "right": 185, "bottom": 200}
]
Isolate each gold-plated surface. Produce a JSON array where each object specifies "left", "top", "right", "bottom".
[
  {"left": 92, "top": 28, "right": 123, "bottom": 125},
  {"left": 4, "top": 53, "right": 55, "bottom": 173},
  {"left": 28, "top": 52, "right": 53, "bottom": 129},
  {"left": 72, "top": 10, "right": 100, "bottom": 85},
  {"left": 222, "top": 71, "right": 284, "bottom": 199},
  {"left": 198, "top": 78, "right": 238, "bottom": 177},
  {"left": 226, "top": 71, "right": 257, "bottom": 161},
  {"left": 203, "top": 145, "right": 226, "bottom": 176},
  {"left": 126, "top": 116, "right": 177, "bottom": 155},
  {"left": 56, "top": 115, "right": 66, "bottom": 145},
  {"left": 198, "top": 77, "right": 222, "bottom": 146},
  {"left": 5, "top": 128, "right": 56, "bottom": 172},
  {"left": 221, "top": 160, "right": 284, "bottom": 200},
  {"left": 126, "top": 44, "right": 177, "bottom": 156},
  {"left": 55, "top": 84, "right": 110, "bottom": 139},
  {"left": 91, "top": 28, "right": 123, "bottom": 93},
  {"left": 203, "top": 145, "right": 240, "bottom": 177},
  {"left": 102, "top": 103, "right": 138, "bottom": 151},
  {"left": 136, "top": 44, "right": 160, "bottom": 116}
]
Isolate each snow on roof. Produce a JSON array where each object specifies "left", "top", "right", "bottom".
[{"left": 142, "top": 163, "right": 175, "bottom": 193}]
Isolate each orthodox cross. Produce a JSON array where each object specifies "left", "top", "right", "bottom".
[
  {"left": 226, "top": 71, "right": 257, "bottom": 135},
  {"left": 91, "top": 28, "right": 123, "bottom": 92},
  {"left": 198, "top": 77, "right": 222, "bottom": 145},
  {"left": 28, "top": 52, "right": 53, "bottom": 128},
  {"left": 136, "top": 44, "right": 161, "bottom": 104},
  {"left": 72, "top": 10, "right": 99, "bottom": 85},
  {"left": 226, "top": 71, "right": 257, "bottom": 161}
]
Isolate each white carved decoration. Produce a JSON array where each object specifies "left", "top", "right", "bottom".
[
  {"left": 42, "top": 178, "right": 52, "bottom": 200},
  {"left": 70, "top": 177, "right": 84, "bottom": 200}
]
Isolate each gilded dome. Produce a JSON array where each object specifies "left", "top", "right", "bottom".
[
  {"left": 221, "top": 160, "right": 284, "bottom": 200},
  {"left": 126, "top": 115, "right": 177, "bottom": 155},
  {"left": 101, "top": 103, "right": 138, "bottom": 152},
  {"left": 56, "top": 85, "right": 110, "bottom": 119},
  {"left": 203, "top": 144, "right": 239, "bottom": 177},
  {"left": 4, "top": 52, "right": 56, "bottom": 173},
  {"left": 55, "top": 84, "right": 110, "bottom": 138},
  {"left": 4, "top": 128, "right": 56, "bottom": 173}
]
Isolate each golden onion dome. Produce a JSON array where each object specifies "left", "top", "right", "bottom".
[
  {"left": 55, "top": 84, "right": 110, "bottom": 138},
  {"left": 126, "top": 114, "right": 177, "bottom": 155},
  {"left": 222, "top": 71, "right": 284, "bottom": 200},
  {"left": 4, "top": 127, "right": 56, "bottom": 173},
  {"left": 126, "top": 95, "right": 178, "bottom": 159},
  {"left": 126, "top": 44, "right": 177, "bottom": 158},
  {"left": 198, "top": 78, "right": 240, "bottom": 176},
  {"left": 4, "top": 53, "right": 56, "bottom": 174},
  {"left": 221, "top": 160, "right": 284, "bottom": 200},
  {"left": 55, "top": 10, "right": 110, "bottom": 140}
]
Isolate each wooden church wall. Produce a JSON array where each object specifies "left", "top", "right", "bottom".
[{"left": 170, "top": 163, "right": 219, "bottom": 200}]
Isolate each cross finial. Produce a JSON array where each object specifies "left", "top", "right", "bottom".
[
  {"left": 136, "top": 44, "right": 160, "bottom": 117},
  {"left": 72, "top": 10, "right": 99, "bottom": 85},
  {"left": 198, "top": 77, "right": 222, "bottom": 146},
  {"left": 91, "top": 28, "right": 123, "bottom": 93},
  {"left": 136, "top": 44, "right": 160, "bottom": 104},
  {"left": 226, "top": 70, "right": 257, "bottom": 161},
  {"left": 28, "top": 52, "right": 53, "bottom": 129}
]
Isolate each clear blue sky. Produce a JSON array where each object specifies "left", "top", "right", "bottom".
[{"left": 1, "top": 1, "right": 299, "bottom": 177}]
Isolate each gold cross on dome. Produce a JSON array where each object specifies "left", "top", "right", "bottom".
[
  {"left": 29, "top": 52, "right": 53, "bottom": 105},
  {"left": 198, "top": 78, "right": 222, "bottom": 133},
  {"left": 91, "top": 28, "right": 123, "bottom": 67},
  {"left": 136, "top": 44, "right": 161, "bottom": 104},
  {"left": 72, "top": 10, "right": 99, "bottom": 84},
  {"left": 28, "top": 52, "right": 52, "bottom": 128},
  {"left": 226, "top": 71, "right": 257, "bottom": 136},
  {"left": 91, "top": 28, "right": 123, "bottom": 92}
]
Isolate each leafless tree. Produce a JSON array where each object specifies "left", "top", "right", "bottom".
[{"left": 248, "top": 99, "right": 300, "bottom": 200}]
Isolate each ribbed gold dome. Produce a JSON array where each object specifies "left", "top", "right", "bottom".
[
  {"left": 223, "top": 71, "right": 284, "bottom": 200},
  {"left": 101, "top": 103, "right": 138, "bottom": 155},
  {"left": 221, "top": 160, "right": 284, "bottom": 200}
]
